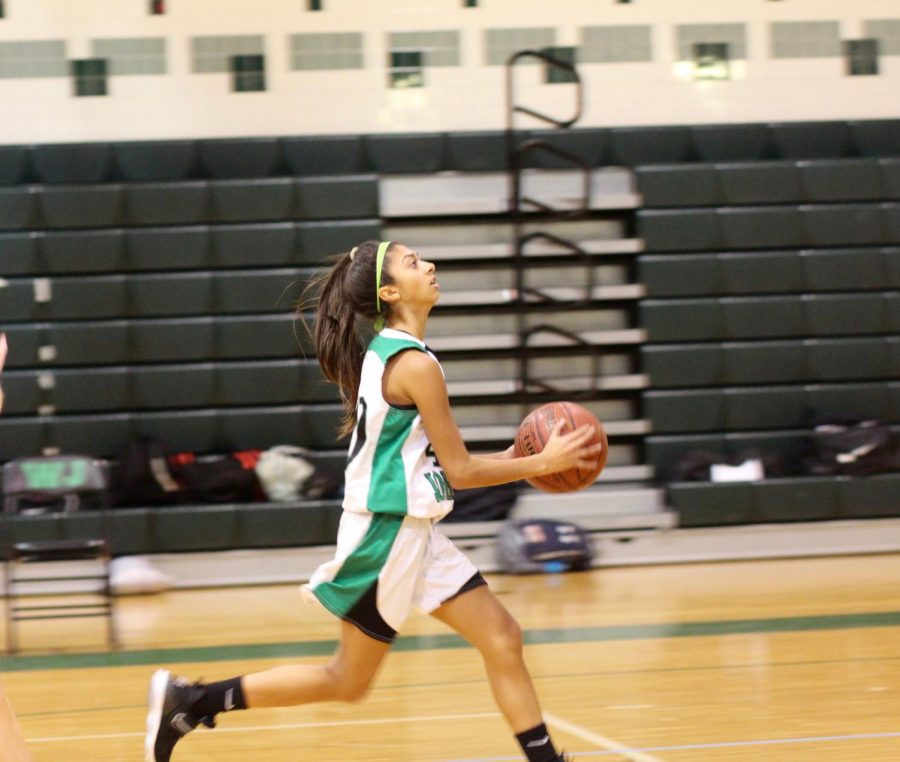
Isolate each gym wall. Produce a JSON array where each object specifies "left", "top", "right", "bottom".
[{"left": 0, "top": 0, "right": 897, "bottom": 143}]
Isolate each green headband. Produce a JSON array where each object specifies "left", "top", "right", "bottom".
[{"left": 374, "top": 240, "right": 391, "bottom": 331}]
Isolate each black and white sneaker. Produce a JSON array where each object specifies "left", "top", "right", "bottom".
[{"left": 145, "top": 669, "right": 216, "bottom": 762}]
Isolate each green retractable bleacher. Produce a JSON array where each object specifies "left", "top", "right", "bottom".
[
  {"left": 114, "top": 140, "right": 198, "bottom": 181},
  {"left": 0, "top": 187, "right": 37, "bottom": 230},
  {"left": 125, "top": 181, "right": 211, "bottom": 225},
  {"left": 609, "top": 125, "right": 693, "bottom": 165},
  {"left": 210, "top": 223, "right": 293, "bottom": 267},
  {"left": 798, "top": 159, "right": 884, "bottom": 202},
  {"left": 635, "top": 165, "right": 719, "bottom": 208},
  {"left": 726, "top": 162, "right": 802, "bottom": 204},
  {"left": 769, "top": 121, "right": 853, "bottom": 159},
  {"left": 636, "top": 123, "right": 900, "bottom": 530},
  {"left": 32, "top": 142, "right": 114, "bottom": 184},
  {"left": 131, "top": 365, "right": 216, "bottom": 410},
  {"left": 294, "top": 176, "right": 379, "bottom": 220},
  {"left": 197, "top": 138, "right": 283, "bottom": 179},
  {"left": 127, "top": 226, "right": 211, "bottom": 271},
  {"left": 445, "top": 131, "right": 509, "bottom": 172},
  {"left": 0, "top": 145, "right": 30, "bottom": 184},
  {"left": 3, "top": 122, "right": 898, "bottom": 552},
  {"left": 210, "top": 178, "right": 294, "bottom": 222},
  {"left": 283, "top": 135, "right": 367, "bottom": 175},
  {"left": 365, "top": 133, "right": 446, "bottom": 174},
  {"left": 40, "top": 184, "right": 123, "bottom": 229},
  {"left": 689, "top": 123, "right": 773, "bottom": 162},
  {"left": 54, "top": 368, "right": 131, "bottom": 412},
  {"left": 849, "top": 120, "right": 900, "bottom": 157},
  {"left": 41, "top": 230, "right": 127, "bottom": 273}
]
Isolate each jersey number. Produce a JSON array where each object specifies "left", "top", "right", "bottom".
[
  {"left": 347, "top": 397, "right": 368, "bottom": 465},
  {"left": 424, "top": 471, "right": 454, "bottom": 502},
  {"left": 424, "top": 444, "right": 453, "bottom": 500}
]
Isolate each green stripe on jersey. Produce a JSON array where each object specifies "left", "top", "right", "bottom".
[
  {"left": 313, "top": 513, "right": 404, "bottom": 618},
  {"left": 368, "top": 406, "right": 418, "bottom": 512},
  {"left": 369, "top": 333, "right": 423, "bottom": 364}
]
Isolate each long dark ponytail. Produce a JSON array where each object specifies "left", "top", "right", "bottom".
[{"left": 299, "top": 240, "right": 395, "bottom": 437}]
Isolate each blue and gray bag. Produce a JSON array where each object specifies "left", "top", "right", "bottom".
[{"left": 496, "top": 518, "right": 593, "bottom": 574}]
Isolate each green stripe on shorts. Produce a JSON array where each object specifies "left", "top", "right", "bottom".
[{"left": 313, "top": 513, "right": 405, "bottom": 618}]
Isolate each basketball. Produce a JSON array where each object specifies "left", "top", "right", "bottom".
[{"left": 514, "top": 401, "right": 608, "bottom": 493}]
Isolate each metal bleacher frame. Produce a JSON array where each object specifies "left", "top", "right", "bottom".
[
  {"left": 378, "top": 50, "right": 654, "bottom": 482},
  {"left": 502, "top": 49, "right": 650, "bottom": 480}
]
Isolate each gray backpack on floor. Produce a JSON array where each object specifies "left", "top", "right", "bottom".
[{"left": 496, "top": 518, "right": 593, "bottom": 574}]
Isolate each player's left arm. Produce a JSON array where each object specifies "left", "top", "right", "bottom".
[
  {"left": 392, "top": 351, "right": 593, "bottom": 490},
  {"left": 477, "top": 445, "right": 516, "bottom": 460}
]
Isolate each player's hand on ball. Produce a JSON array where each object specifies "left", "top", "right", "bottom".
[{"left": 541, "top": 419, "right": 602, "bottom": 473}]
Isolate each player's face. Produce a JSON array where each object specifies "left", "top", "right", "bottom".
[{"left": 386, "top": 245, "right": 439, "bottom": 307}]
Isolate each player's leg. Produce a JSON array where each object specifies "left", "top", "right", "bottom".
[
  {"left": 242, "top": 618, "right": 391, "bottom": 705},
  {"left": 146, "top": 511, "right": 415, "bottom": 762},
  {"left": 145, "top": 620, "right": 391, "bottom": 762},
  {"left": 431, "top": 584, "right": 541, "bottom": 730},
  {"left": 431, "top": 583, "right": 568, "bottom": 762},
  {"left": 0, "top": 685, "right": 32, "bottom": 762}
]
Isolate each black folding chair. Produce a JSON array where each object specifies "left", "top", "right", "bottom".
[{"left": 2, "top": 456, "right": 117, "bottom": 654}]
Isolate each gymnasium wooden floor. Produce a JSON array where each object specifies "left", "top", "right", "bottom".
[{"left": 3, "top": 553, "right": 900, "bottom": 761}]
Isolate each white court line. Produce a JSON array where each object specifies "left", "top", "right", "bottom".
[
  {"left": 28, "top": 710, "right": 502, "bottom": 744},
  {"left": 544, "top": 711, "right": 664, "bottom": 762}
]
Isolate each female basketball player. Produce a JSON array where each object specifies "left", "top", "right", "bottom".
[
  {"left": 146, "top": 241, "right": 603, "bottom": 762},
  {"left": 0, "top": 332, "right": 34, "bottom": 762}
]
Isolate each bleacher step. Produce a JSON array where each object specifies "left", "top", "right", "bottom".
[
  {"left": 515, "top": 484, "right": 667, "bottom": 519},
  {"left": 446, "top": 373, "right": 649, "bottom": 396},
  {"left": 383, "top": 219, "right": 635, "bottom": 253},
  {"left": 417, "top": 238, "right": 645, "bottom": 260},
  {"left": 381, "top": 168, "right": 641, "bottom": 218},
  {"left": 428, "top": 328, "right": 647, "bottom": 352},
  {"left": 437, "top": 284, "right": 646, "bottom": 306},
  {"left": 459, "top": 419, "right": 652, "bottom": 440}
]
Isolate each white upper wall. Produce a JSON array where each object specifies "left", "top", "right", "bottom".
[{"left": 0, "top": 0, "right": 897, "bottom": 143}]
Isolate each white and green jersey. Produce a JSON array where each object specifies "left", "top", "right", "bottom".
[{"left": 343, "top": 328, "right": 454, "bottom": 520}]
